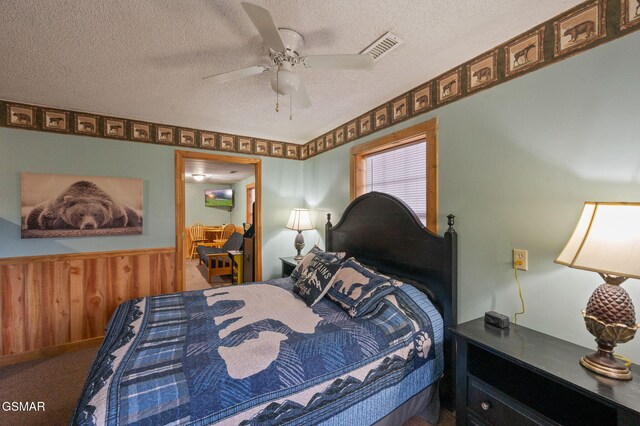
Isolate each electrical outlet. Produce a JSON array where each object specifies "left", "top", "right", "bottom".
[{"left": 513, "top": 249, "right": 528, "bottom": 271}]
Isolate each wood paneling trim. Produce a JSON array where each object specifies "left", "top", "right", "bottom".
[
  {"left": 0, "top": 248, "right": 175, "bottom": 358},
  {"left": 0, "top": 247, "right": 175, "bottom": 265}
]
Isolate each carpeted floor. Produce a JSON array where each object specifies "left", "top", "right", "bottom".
[
  {"left": 0, "top": 345, "right": 98, "bottom": 426},
  {"left": 0, "top": 261, "right": 455, "bottom": 425},
  {"left": 185, "top": 257, "right": 232, "bottom": 291}
]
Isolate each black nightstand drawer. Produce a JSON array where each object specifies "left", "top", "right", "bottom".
[
  {"left": 466, "top": 411, "right": 486, "bottom": 426},
  {"left": 468, "top": 376, "right": 555, "bottom": 426}
]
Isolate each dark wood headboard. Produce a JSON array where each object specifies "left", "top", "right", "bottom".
[{"left": 325, "top": 191, "right": 458, "bottom": 410}]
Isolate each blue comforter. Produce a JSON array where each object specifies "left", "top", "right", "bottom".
[{"left": 71, "top": 278, "right": 443, "bottom": 425}]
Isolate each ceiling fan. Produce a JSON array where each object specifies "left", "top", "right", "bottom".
[{"left": 202, "top": 2, "right": 374, "bottom": 117}]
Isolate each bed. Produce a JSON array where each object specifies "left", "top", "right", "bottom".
[{"left": 71, "top": 192, "right": 458, "bottom": 425}]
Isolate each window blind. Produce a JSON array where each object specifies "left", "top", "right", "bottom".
[{"left": 365, "top": 140, "right": 427, "bottom": 225}]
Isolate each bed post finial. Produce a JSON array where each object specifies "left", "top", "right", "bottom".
[
  {"left": 326, "top": 213, "right": 332, "bottom": 227},
  {"left": 447, "top": 214, "right": 456, "bottom": 232}
]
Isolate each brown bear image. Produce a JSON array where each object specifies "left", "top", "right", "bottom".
[
  {"left": 26, "top": 180, "right": 142, "bottom": 231},
  {"left": 13, "top": 112, "right": 31, "bottom": 124},
  {"left": 473, "top": 67, "right": 492, "bottom": 83},
  {"left": 564, "top": 20, "right": 595, "bottom": 43}
]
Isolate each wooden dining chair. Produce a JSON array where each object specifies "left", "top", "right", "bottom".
[
  {"left": 210, "top": 223, "right": 235, "bottom": 248},
  {"left": 188, "top": 223, "right": 207, "bottom": 259}
]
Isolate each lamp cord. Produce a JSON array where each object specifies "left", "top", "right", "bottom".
[
  {"left": 615, "top": 353, "right": 632, "bottom": 367},
  {"left": 514, "top": 261, "right": 526, "bottom": 324}
]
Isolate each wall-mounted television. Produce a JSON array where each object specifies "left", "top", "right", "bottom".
[{"left": 205, "top": 189, "right": 233, "bottom": 207}]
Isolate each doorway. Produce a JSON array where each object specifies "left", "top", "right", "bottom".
[{"left": 175, "top": 150, "right": 262, "bottom": 292}]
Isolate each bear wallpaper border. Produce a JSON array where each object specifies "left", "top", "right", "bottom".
[
  {"left": 437, "top": 69, "right": 462, "bottom": 104},
  {"left": 0, "top": 102, "right": 299, "bottom": 160},
  {"left": 621, "top": 0, "right": 640, "bottom": 29},
  {"left": 102, "top": 117, "right": 127, "bottom": 139},
  {"left": 553, "top": 1, "right": 607, "bottom": 58},
  {"left": 467, "top": 50, "right": 498, "bottom": 93},
  {"left": 75, "top": 113, "right": 99, "bottom": 136},
  {"left": 504, "top": 26, "right": 546, "bottom": 78},
  {"left": 412, "top": 83, "right": 432, "bottom": 114},
  {"left": 42, "top": 109, "right": 69, "bottom": 132},
  {"left": 130, "top": 121, "right": 152, "bottom": 142},
  {"left": 6, "top": 103, "right": 37, "bottom": 129},
  {"left": 303, "top": 0, "right": 637, "bottom": 159},
  {"left": 316, "top": 136, "right": 325, "bottom": 153},
  {"left": 1, "top": 0, "right": 637, "bottom": 162}
]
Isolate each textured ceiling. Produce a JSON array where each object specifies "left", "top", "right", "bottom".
[
  {"left": 184, "top": 158, "right": 254, "bottom": 184},
  {"left": 0, "top": 0, "right": 582, "bottom": 144}
]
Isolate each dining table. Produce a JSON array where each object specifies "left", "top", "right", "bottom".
[{"left": 204, "top": 225, "right": 223, "bottom": 242}]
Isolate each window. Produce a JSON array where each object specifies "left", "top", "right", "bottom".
[
  {"left": 350, "top": 119, "right": 437, "bottom": 233},
  {"left": 365, "top": 140, "right": 427, "bottom": 224}
]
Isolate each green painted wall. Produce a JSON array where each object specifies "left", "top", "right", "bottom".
[
  {"left": 185, "top": 182, "right": 232, "bottom": 226},
  {"left": 303, "top": 32, "right": 640, "bottom": 358},
  {"left": 0, "top": 129, "right": 304, "bottom": 279}
]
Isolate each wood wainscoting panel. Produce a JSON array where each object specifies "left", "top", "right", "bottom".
[{"left": 0, "top": 247, "right": 175, "bottom": 358}]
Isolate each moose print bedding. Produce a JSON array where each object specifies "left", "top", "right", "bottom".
[{"left": 71, "top": 277, "right": 443, "bottom": 425}]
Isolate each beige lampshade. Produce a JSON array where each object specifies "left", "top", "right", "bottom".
[
  {"left": 555, "top": 202, "right": 640, "bottom": 279},
  {"left": 286, "top": 208, "right": 314, "bottom": 231}
]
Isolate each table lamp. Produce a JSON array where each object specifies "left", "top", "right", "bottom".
[
  {"left": 286, "top": 208, "right": 314, "bottom": 260},
  {"left": 555, "top": 202, "right": 640, "bottom": 380}
]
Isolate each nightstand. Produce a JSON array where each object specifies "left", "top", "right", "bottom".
[
  {"left": 280, "top": 257, "right": 299, "bottom": 278},
  {"left": 452, "top": 318, "right": 640, "bottom": 425}
]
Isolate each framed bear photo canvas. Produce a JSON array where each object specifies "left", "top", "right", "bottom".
[{"left": 21, "top": 173, "right": 143, "bottom": 239}]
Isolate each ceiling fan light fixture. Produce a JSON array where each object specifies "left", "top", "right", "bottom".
[
  {"left": 192, "top": 174, "right": 206, "bottom": 182},
  {"left": 203, "top": 4, "right": 375, "bottom": 113},
  {"left": 270, "top": 63, "right": 300, "bottom": 96}
]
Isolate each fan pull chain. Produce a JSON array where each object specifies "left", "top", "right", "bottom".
[
  {"left": 275, "top": 69, "right": 279, "bottom": 113},
  {"left": 289, "top": 94, "right": 292, "bottom": 120}
]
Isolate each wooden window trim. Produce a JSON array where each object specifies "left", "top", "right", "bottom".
[
  {"left": 349, "top": 118, "right": 438, "bottom": 233},
  {"left": 246, "top": 183, "right": 255, "bottom": 225}
]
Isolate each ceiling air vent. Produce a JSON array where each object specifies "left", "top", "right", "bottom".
[{"left": 360, "top": 31, "right": 404, "bottom": 61}]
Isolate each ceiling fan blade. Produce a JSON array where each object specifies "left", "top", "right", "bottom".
[
  {"left": 292, "top": 82, "right": 312, "bottom": 109},
  {"left": 202, "top": 65, "right": 270, "bottom": 84},
  {"left": 241, "top": 3, "right": 286, "bottom": 52},
  {"left": 302, "top": 54, "right": 374, "bottom": 70}
]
